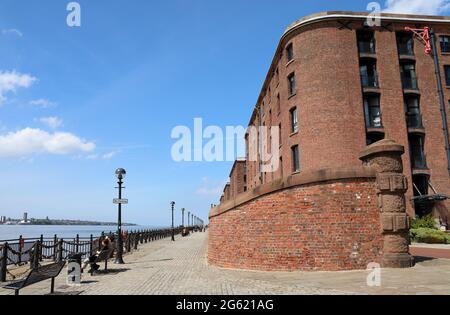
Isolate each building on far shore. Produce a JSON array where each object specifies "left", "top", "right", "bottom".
[
  {"left": 0, "top": 216, "right": 6, "bottom": 224},
  {"left": 18, "top": 212, "right": 31, "bottom": 225},
  {"left": 220, "top": 11, "right": 450, "bottom": 222}
]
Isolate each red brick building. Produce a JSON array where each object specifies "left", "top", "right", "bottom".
[{"left": 224, "top": 11, "right": 450, "bottom": 221}]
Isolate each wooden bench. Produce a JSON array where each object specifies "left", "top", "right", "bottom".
[
  {"left": 2, "top": 261, "right": 66, "bottom": 295},
  {"left": 89, "top": 248, "right": 114, "bottom": 275}
]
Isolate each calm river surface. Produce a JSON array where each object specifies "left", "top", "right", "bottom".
[{"left": 0, "top": 225, "right": 153, "bottom": 241}]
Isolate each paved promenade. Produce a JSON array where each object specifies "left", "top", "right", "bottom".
[{"left": 1, "top": 232, "right": 450, "bottom": 295}]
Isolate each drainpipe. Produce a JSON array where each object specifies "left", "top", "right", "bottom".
[
  {"left": 258, "top": 104, "right": 263, "bottom": 183},
  {"left": 430, "top": 28, "right": 450, "bottom": 177}
]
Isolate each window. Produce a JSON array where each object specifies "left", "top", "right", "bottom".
[
  {"left": 397, "top": 32, "right": 414, "bottom": 55},
  {"left": 366, "top": 133, "right": 384, "bottom": 146},
  {"left": 409, "top": 134, "right": 427, "bottom": 169},
  {"left": 287, "top": 43, "right": 294, "bottom": 62},
  {"left": 445, "top": 65, "right": 450, "bottom": 86},
  {"left": 269, "top": 110, "right": 272, "bottom": 129},
  {"left": 357, "top": 31, "right": 376, "bottom": 54},
  {"left": 405, "top": 95, "right": 423, "bottom": 128},
  {"left": 363, "top": 95, "right": 382, "bottom": 128},
  {"left": 440, "top": 36, "right": 450, "bottom": 53},
  {"left": 279, "top": 156, "right": 283, "bottom": 178},
  {"left": 278, "top": 123, "right": 282, "bottom": 145},
  {"left": 400, "top": 62, "right": 418, "bottom": 89},
  {"left": 277, "top": 93, "right": 281, "bottom": 114},
  {"left": 288, "top": 73, "right": 296, "bottom": 96},
  {"left": 291, "top": 145, "right": 300, "bottom": 172},
  {"left": 360, "top": 59, "right": 378, "bottom": 88},
  {"left": 290, "top": 107, "right": 298, "bottom": 133}
]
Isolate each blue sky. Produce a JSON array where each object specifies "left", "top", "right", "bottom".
[{"left": 0, "top": 0, "right": 449, "bottom": 226}]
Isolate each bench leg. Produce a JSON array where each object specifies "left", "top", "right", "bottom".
[
  {"left": 15, "top": 290, "right": 19, "bottom": 296},
  {"left": 51, "top": 277, "right": 55, "bottom": 294},
  {"left": 105, "top": 260, "right": 107, "bottom": 271}
]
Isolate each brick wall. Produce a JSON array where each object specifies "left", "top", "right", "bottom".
[
  {"left": 209, "top": 169, "right": 384, "bottom": 271},
  {"left": 229, "top": 160, "right": 247, "bottom": 199},
  {"left": 240, "top": 12, "right": 450, "bottom": 219}
]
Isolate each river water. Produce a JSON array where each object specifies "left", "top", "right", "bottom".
[{"left": 0, "top": 225, "right": 152, "bottom": 241}]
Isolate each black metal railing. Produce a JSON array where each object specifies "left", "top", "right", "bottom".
[
  {"left": 358, "top": 41, "right": 376, "bottom": 54},
  {"left": 406, "top": 113, "right": 424, "bottom": 129},
  {"left": 402, "top": 77, "right": 418, "bottom": 90},
  {"left": 361, "top": 74, "right": 379, "bottom": 88},
  {"left": 366, "top": 113, "right": 383, "bottom": 129},
  {"left": 0, "top": 226, "right": 199, "bottom": 282},
  {"left": 411, "top": 152, "right": 428, "bottom": 170}
]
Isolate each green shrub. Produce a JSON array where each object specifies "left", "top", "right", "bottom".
[
  {"left": 410, "top": 228, "right": 450, "bottom": 244},
  {"left": 411, "top": 215, "right": 437, "bottom": 230}
]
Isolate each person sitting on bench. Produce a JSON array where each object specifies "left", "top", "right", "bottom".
[{"left": 82, "top": 237, "right": 112, "bottom": 272}]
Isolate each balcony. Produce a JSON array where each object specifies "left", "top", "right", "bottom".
[
  {"left": 357, "top": 31, "right": 376, "bottom": 55},
  {"left": 406, "top": 113, "right": 424, "bottom": 130},
  {"left": 366, "top": 113, "right": 383, "bottom": 129},
  {"left": 360, "top": 74, "right": 379, "bottom": 89},
  {"left": 397, "top": 33, "right": 415, "bottom": 56},
  {"left": 409, "top": 134, "right": 428, "bottom": 171},
  {"left": 402, "top": 76, "right": 418, "bottom": 90},
  {"left": 358, "top": 41, "right": 376, "bottom": 55},
  {"left": 411, "top": 152, "right": 428, "bottom": 170}
]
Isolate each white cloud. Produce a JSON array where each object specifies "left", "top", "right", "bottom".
[
  {"left": 383, "top": 0, "right": 450, "bottom": 15},
  {"left": 195, "top": 177, "right": 225, "bottom": 197},
  {"left": 39, "top": 116, "right": 63, "bottom": 129},
  {"left": 29, "top": 99, "right": 56, "bottom": 108},
  {"left": 38, "top": 116, "right": 64, "bottom": 129},
  {"left": 86, "top": 154, "right": 99, "bottom": 160},
  {"left": 2, "top": 29, "right": 23, "bottom": 37},
  {"left": 0, "top": 71, "right": 36, "bottom": 104},
  {"left": 196, "top": 186, "right": 223, "bottom": 196},
  {"left": 102, "top": 151, "right": 119, "bottom": 160},
  {"left": 0, "top": 128, "right": 95, "bottom": 158}
]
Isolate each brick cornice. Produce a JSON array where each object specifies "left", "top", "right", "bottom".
[{"left": 209, "top": 166, "right": 376, "bottom": 219}]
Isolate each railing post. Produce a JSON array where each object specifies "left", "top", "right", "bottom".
[
  {"left": 39, "top": 235, "right": 44, "bottom": 262},
  {"left": 1, "top": 243, "right": 8, "bottom": 282},
  {"left": 90, "top": 234, "right": 94, "bottom": 255},
  {"left": 58, "top": 239, "right": 64, "bottom": 262},
  {"left": 18, "top": 235, "right": 23, "bottom": 264},
  {"left": 75, "top": 234, "right": 80, "bottom": 253},
  {"left": 53, "top": 234, "right": 57, "bottom": 262},
  {"left": 33, "top": 241, "right": 40, "bottom": 270}
]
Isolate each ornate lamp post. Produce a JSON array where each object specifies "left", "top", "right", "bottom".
[
  {"left": 115, "top": 168, "right": 126, "bottom": 264},
  {"left": 170, "top": 201, "right": 175, "bottom": 241}
]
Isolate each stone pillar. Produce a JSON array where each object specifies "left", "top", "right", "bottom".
[{"left": 359, "top": 139, "right": 414, "bottom": 268}]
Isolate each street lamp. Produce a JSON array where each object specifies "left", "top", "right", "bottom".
[
  {"left": 181, "top": 208, "right": 185, "bottom": 227},
  {"left": 188, "top": 211, "right": 190, "bottom": 227},
  {"left": 170, "top": 201, "right": 175, "bottom": 241},
  {"left": 115, "top": 168, "right": 126, "bottom": 264}
]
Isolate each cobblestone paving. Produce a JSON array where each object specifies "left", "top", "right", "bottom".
[{"left": 1, "top": 232, "right": 450, "bottom": 295}]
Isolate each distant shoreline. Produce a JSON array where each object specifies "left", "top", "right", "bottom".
[{"left": 0, "top": 219, "right": 137, "bottom": 226}]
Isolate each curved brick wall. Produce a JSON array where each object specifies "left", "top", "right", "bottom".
[{"left": 208, "top": 168, "right": 384, "bottom": 271}]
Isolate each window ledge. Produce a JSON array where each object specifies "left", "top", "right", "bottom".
[
  {"left": 286, "top": 59, "right": 295, "bottom": 67},
  {"left": 292, "top": 170, "right": 301, "bottom": 175},
  {"left": 288, "top": 93, "right": 297, "bottom": 100},
  {"left": 441, "top": 51, "right": 450, "bottom": 55},
  {"left": 290, "top": 131, "right": 299, "bottom": 137}
]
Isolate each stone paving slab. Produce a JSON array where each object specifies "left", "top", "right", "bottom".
[{"left": 1, "top": 232, "right": 450, "bottom": 295}]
